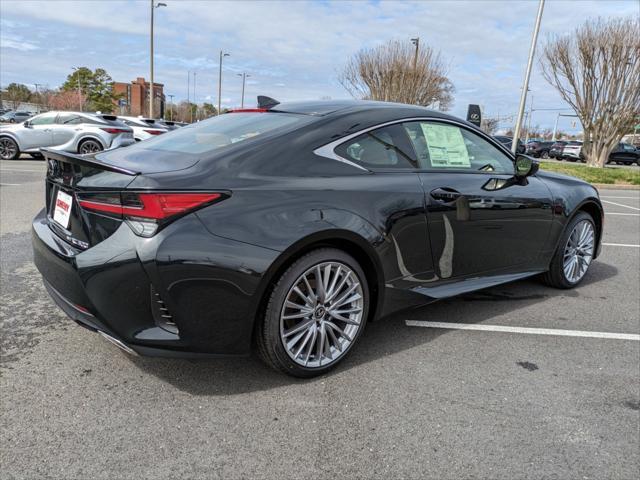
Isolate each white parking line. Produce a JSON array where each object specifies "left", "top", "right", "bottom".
[
  {"left": 600, "top": 196, "right": 640, "bottom": 199},
  {"left": 606, "top": 212, "right": 640, "bottom": 216},
  {"left": 601, "top": 200, "right": 640, "bottom": 211},
  {"left": 602, "top": 242, "right": 640, "bottom": 248},
  {"left": 0, "top": 168, "right": 44, "bottom": 173},
  {"left": 405, "top": 321, "right": 640, "bottom": 341},
  {"left": 0, "top": 183, "right": 21, "bottom": 186}
]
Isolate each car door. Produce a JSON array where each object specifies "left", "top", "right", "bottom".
[
  {"left": 52, "top": 113, "right": 85, "bottom": 146},
  {"left": 403, "top": 120, "right": 554, "bottom": 280},
  {"left": 20, "top": 112, "right": 56, "bottom": 150},
  {"left": 333, "top": 124, "right": 436, "bottom": 286}
]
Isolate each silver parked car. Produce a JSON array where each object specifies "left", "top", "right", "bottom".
[{"left": 0, "top": 111, "right": 135, "bottom": 160}]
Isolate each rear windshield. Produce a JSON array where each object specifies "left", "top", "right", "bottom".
[{"left": 134, "top": 112, "right": 306, "bottom": 155}]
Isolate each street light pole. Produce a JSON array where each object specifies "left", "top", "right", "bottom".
[
  {"left": 34, "top": 83, "right": 42, "bottom": 112},
  {"left": 167, "top": 94, "right": 174, "bottom": 120},
  {"left": 525, "top": 94, "right": 534, "bottom": 143},
  {"left": 149, "top": 1, "right": 167, "bottom": 119},
  {"left": 511, "top": 0, "right": 545, "bottom": 154},
  {"left": 237, "top": 73, "right": 250, "bottom": 108},
  {"left": 192, "top": 72, "right": 197, "bottom": 122},
  {"left": 552, "top": 112, "right": 560, "bottom": 142},
  {"left": 218, "top": 50, "right": 230, "bottom": 115},
  {"left": 411, "top": 37, "right": 420, "bottom": 70},
  {"left": 73, "top": 67, "right": 82, "bottom": 112}
]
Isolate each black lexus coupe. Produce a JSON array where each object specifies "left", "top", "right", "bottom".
[{"left": 33, "top": 98, "right": 604, "bottom": 377}]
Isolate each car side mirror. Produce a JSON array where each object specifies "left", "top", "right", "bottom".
[
  {"left": 23, "top": 120, "right": 32, "bottom": 128},
  {"left": 515, "top": 155, "right": 539, "bottom": 177}
]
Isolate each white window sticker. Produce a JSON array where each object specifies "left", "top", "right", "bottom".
[
  {"left": 53, "top": 190, "right": 73, "bottom": 229},
  {"left": 421, "top": 123, "right": 470, "bottom": 168}
]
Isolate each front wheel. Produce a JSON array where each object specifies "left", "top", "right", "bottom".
[
  {"left": 0, "top": 137, "right": 20, "bottom": 160},
  {"left": 542, "top": 212, "right": 596, "bottom": 289},
  {"left": 257, "top": 248, "right": 369, "bottom": 377},
  {"left": 542, "top": 151, "right": 549, "bottom": 159}
]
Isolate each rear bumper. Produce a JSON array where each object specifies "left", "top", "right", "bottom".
[{"left": 32, "top": 208, "right": 278, "bottom": 357}]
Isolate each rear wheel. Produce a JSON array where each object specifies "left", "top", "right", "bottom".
[
  {"left": 543, "top": 211, "right": 595, "bottom": 289},
  {"left": 0, "top": 137, "right": 20, "bottom": 160},
  {"left": 541, "top": 151, "right": 549, "bottom": 159},
  {"left": 78, "top": 139, "right": 103, "bottom": 154},
  {"left": 257, "top": 248, "right": 369, "bottom": 377}
]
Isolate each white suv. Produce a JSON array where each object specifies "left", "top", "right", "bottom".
[{"left": 118, "top": 116, "right": 168, "bottom": 142}]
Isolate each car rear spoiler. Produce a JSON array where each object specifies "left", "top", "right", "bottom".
[{"left": 40, "top": 148, "right": 139, "bottom": 176}]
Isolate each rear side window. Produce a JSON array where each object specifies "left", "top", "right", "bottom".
[
  {"left": 57, "top": 113, "right": 85, "bottom": 125},
  {"left": 134, "top": 112, "right": 306, "bottom": 155},
  {"left": 403, "top": 121, "right": 514, "bottom": 174},
  {"left": 335, "top": 124, "right": 416, "bottom": 169}
]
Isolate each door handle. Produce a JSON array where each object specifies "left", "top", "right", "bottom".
[{"left": 430, "top": 187, "right": 461, "bottom": 202}]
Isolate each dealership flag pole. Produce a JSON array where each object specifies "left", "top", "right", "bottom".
[{"left": 512, "top": 0, "right": 545, "bottom": 154}]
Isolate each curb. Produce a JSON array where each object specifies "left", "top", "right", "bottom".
[{"left": 593, "top": 183, "right": 640, "bottom": 191}]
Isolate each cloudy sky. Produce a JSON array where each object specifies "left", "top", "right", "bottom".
[{"left": 1, "top": 0, "right": 638, "bottom": 131}]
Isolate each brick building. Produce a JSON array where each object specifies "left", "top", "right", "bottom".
[{"left": 113, "top": 77, "right": 165, "bottom": 118}]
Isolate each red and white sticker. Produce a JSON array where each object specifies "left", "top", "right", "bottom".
[{"left": 53, "top": 190, "right": 73, "bottom": 229}]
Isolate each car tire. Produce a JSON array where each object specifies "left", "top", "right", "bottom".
[
  {"left": 29, "top": 152, "right": 44, "bottom": 159},
  {"left": 542, "top": 151, "right": 549, "bottom": 159},
  {"left": 78, "top": 139, "right": 103, "bottom": 155},
  {"left": 542, "top": 211, "right": 596, "bottom": 289},
  {"left": 0, "top": 137, "right": 20, "bottom": 160},
  {"left": 257, "top": 248, "right": 369, "bottom": 378}
]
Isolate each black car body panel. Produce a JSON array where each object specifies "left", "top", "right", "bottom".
[{"left": 32, "top": 101, "right": 604, "bottom": 357}]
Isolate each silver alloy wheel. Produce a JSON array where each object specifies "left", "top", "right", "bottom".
[
  {"left": 563, "top": 219, "right": 595, "bottom": 283},
  {"left": 79, "top": 140, "right": 102, "bottom": 154},
  {"left": 280, "top": 261, "right": 364, "bottom": 368},
  {"left": 0, "top": 138, "right": 17, "bottom": 159}
]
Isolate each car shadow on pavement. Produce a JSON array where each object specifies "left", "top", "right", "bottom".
[{"left": 129, "top": 259, "right": 618, "bottom": 396}]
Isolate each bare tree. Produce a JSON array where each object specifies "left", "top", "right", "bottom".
[
  {"left": 540, "top": 17, "right": 640, "bottom": 167},
  {"left": 339, "top": 39, "right": 454, "bottom": 110},
  {"left": 481, "top": 117, "right": 500, "bottom": 135}
]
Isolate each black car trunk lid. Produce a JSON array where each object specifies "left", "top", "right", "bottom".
[{"left": 42, "top": 149, "right": 138, "bottom": 249}]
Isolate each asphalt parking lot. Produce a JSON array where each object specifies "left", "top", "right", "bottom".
[{"left": 1, "top": 158, "right": 638, "bottom": 479}]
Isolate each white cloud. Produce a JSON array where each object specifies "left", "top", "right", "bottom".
[{"left": 1, "top": 0, "right": 637, "bottom": 126}]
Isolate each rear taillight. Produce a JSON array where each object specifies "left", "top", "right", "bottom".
[
  {"left": 100, "top": 127, "right": 130, "bottom": 134},
  {"left": 143, "top": 129, "right": 165, "bottom": 135},
  {"left": 78, "top": 192, "right": 225, "bottom": 237}
]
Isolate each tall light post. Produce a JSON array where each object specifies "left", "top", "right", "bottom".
[
  {"left": 167, "top": 94, "right": 174, "bottom": 120},
  {"left": 192, "top": 71, "right": 197, "bottom": 122},
  {"left": 34, "top": 83, "right": 42, "bottom": 112},
  {"left": 237, "top": 73, "right": 251, "bottom": 108},
  {"left": 511, "top": 0, "right": 545, "bottom": 154},
  {"left": 218, "top": 50, "right": 230, "bottom": 115},
  {"left": 411, "top": 37, "right": 420, "bottom": 70},
  {"left": 72, "top": 67, "right": 83, "bottom": 112},
  {"left": 149, "top": 1, "right": 167, "bottom": 119},
  {"left": 525, "top": 93, "right": 534, "bottom": 143}
]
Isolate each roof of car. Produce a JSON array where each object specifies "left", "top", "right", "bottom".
[{"left": 270, "top": 99, "right": 449, "bottom": 119}]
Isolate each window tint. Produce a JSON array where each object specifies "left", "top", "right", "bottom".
[
  {"left": 335, "top": 124, "right": 416, "bottom": 169},
  {"left": 57, "top": 113, "right": 85, "bottom": 125},
  {"left": 29, "top": 113, "right": 57, "bottom": 125},
  {"left": 404, "top": 121, "right": 514, "bottom": 174}
]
